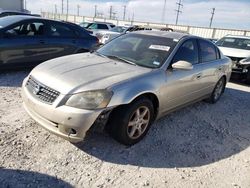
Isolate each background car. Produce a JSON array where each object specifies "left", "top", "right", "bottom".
[
  {"left": 0, "top": 16, "right": 99, "bottom": 69},
  {"left": 79, "top": 21, "right": 115, "bottom": 36},
  {"left": 96, "top": 25, "right": 129, "bottom": 43},
  {"left": 22, "top": 31, "right": 232, "bottom": 145},
  {"left": 99, "top": 25, "right": 153, "bottom": 44},
  {"left": 216, "top": 35, "right": 250, "bottom": 83}
]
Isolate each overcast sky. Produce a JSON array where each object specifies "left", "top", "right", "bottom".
[{"left": 26, "top": 0, "right": 250, "bottom": 30}]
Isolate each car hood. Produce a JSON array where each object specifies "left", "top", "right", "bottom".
[
  {"left": 218, "top": 46, "right": 250, "bottom": 58},
  {"left": 30, "top": 53, "right": 151, "bottom": 94}
]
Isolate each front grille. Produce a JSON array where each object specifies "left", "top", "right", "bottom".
[{"left": 26, "top": 76, "right": 60, "bottom": 104}]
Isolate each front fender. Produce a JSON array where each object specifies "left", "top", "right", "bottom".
[{"left": 107, "top": 70, "right": 165, "bottom": 107}]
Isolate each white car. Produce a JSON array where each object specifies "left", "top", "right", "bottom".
[{"left": 216, "top": 35, "right": 250, "bottom": 83}]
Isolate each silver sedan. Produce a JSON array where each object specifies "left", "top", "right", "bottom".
[{"left": 22, "top": 31, "right": 232, "bottom": 145}]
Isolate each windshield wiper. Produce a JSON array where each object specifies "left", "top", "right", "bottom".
[{"left": 106, "top": 55, "right": 137, "bottom": 66}]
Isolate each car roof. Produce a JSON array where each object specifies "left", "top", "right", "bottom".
[
  {"left": 224, "top": 35, "right": 250, "bottom": 39},
  {"left": 93, "top": 21, "right": 114, "bottom": 25},
  {"left": 1, "top": 15, "right": 43, "bottom": 22},
  {"left": 133, "top": 30, "right": 190, "bottom": 40}
]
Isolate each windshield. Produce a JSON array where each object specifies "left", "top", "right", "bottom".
[
  {"left": 97, "top": 33, "right": 177, "bottom": 68},
  {"left": 110, "top": 26, "right": 127, "bottom": 33},
  {"left": 80, "top": 22, "right": 92, "bottom": 28},
  {"left": 0, "top": 16, "right": 26, "bottom": 28},
  {"left": 216, "top": 37, "right": 250, "bottom": 50}
]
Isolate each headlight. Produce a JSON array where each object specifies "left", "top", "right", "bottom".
[
  {"left": 103, "top": 34, "right": 110, "bottom": 40},
  {"left": 239, "top": 57, "right": 250, "bottom": 65},
  {"left": 65, "top": 90, "right": 113, "bottom": 110}
]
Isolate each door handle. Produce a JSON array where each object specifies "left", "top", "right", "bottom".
[
  {"left": 39, "top": 39, "right": 45, "bottom": 44},
  {"left": 218, "top": 66, "right": 223, "bottom": 71}
]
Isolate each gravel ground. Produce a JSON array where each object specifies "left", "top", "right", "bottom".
[{"left": 0, "top": 70, "right": 250, "bottom": 188}]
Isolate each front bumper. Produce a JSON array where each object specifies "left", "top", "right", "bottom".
[
  {"left": 232, "top": 63, "right": 249, "bottom": 74},
  {"left": 22, "top": 79, "right": 103, "bottom": 143}
]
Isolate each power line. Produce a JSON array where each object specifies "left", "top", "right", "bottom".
[
  {"left": 175, "top": 0, "right": 183, "bottom": 25},
  {"left": 123, "top": 5, "right": 126, "bottom": 20},
  {"left": 209, "top": 8, "right": 215, "bottom": 28},
  {"left": 161, "top": 0, "right": 167, "bottom": 23}
]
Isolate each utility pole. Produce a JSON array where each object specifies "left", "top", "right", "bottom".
[
  {"left": 132, "top": 12, "right": 135, "bottom": 22},
  {"left": 94, "top": 5, "right": 97, "bottom": 17},
  {"left": 122, "top": 5, "right": 126, "bottom": 20},
  {"left": 66, "top": 0, "right": 69, "bottom": 16},
  {"left": 77, "top": 4, "right": 80, "bottom": 16},
  {"left": 61, "top": 0, "right": 64, "bottom": 14},
  {"left": 209, "top": 8, "right": 215, "bottom": 28},
  {"left": 175, "top": 0, "right": 183, "bottom": 25},
  {"left": 24, "top": 0, "right": 27, "bottom": 10},
  {"left": 55, "top": 4, "right": 57, "bottom": 14},
  {"left": 109, "top": 6, "right": 113, "bottom": 19},
  {"left": 161, "top": 0, "right": 167, "bottom": 23}
]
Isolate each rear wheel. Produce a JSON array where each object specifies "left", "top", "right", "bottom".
[
  {"left": 106, "top": 97, "right": 154, "bottom": 146},
  {"left": 206, "top": 77, "right": 226, "bottom": 104}
]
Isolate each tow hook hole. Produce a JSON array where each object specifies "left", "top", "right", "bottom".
[{"left": 69, "top": 128, "right": 77, "bottom": 135}]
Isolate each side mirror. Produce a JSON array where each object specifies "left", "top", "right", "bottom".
[
  {"left": 4, "top": 30, "right": 15, "bottom": 38},
  {"left": 172, "top": 60, "right": 193, "bottom": 70}
]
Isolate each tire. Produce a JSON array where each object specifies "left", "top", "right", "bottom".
[
  {"left": 106, "top": 97, "right": 154, "bottom": 146},
  {"left": 205, "top": 77, "right": 226, "bottom": 104},
  {"left": 246, "top": 68, "right": 250, "bottom": 85}
]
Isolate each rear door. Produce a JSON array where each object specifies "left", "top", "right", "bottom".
[
  {"left": 45, "top": 21, "right": 79, "bottom": 59},
  {"left": 196, "top": 39, "right": 222, "bottom": 95},
  {"left": 0, "top": 19, "right": 48, "bottom": 68}
]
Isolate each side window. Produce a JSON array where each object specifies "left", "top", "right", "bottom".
[
  {"left": 48, "top": 22, "right": 76, "bottom": 37},
  {"left": 5, "top": 21, "right": 45, "bottom": 37},
  {"left": 88, "top": 23, "right": 98, "bottom": 29},
  {"left": 199, "top": 40, "right": 217, "bottom": 62},
  {"left": 172, "top": 39, "right": 199, "bottom": 65},
  {"left": 98, "top": 24, "right": 108, "bottom": 30}
]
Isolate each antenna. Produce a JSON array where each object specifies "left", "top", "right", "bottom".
[
  {"left": 175, "top": 0, "right": 183, "bottom": 25},
  {"left": 209, "top": 8, "right": 215, "bottom": 28}
]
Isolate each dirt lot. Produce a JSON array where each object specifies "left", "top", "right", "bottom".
[{"left": 0, "top": 70, "right": 250, "bottom": 188}]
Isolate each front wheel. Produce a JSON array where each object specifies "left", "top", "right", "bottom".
[
  {"left": 246, "top": 68, "right": 250, "bottom": 85},
  {"left": 106, "top": 97, "right": 154, "bottom": 146},
  {"left": 205, "top": 77, "right": 226, "bottom": 104}
]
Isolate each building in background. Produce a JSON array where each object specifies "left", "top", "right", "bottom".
[{"left": 0, "top": 0, "right": 29, "bottom": 13}]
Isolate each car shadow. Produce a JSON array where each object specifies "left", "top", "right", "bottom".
[
  {"left": 0, "top": 168, "right": 73, "bottom": 188},
  {"left": 0, "top": 69, "right": 31, "bottom": 87},
  {"left": 75, "top": 87, "right": 250, "bottom": 168}
]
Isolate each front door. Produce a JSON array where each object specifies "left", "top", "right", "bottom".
[
  {"left": 161, "top": 39, "right": 205, "bottom": 113},
  {"left": 0, "top": 20, "right": 48, "bottom": 68}
]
